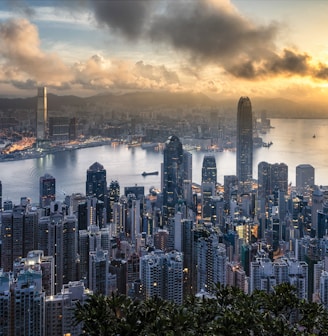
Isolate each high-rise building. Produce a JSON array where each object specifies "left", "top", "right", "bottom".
[
  {"left": 223, "top": 175, "right": 238, "bottom": 212},
  {"left": 1, "top": 206, "right": 38, "bottom": 272},
  {"left": 86, "top": 162, "right": 107, "bottom": 203},
  {"left": 201, "top": 182, "right": 216, "bottom": 220},
  {"left": 89, "top": 249, "right": 109, "bottom": 295},
  {"left": 36, "top": 86, "right": 48, "bottom": 139},
  {"left": 0, "top": 269, "right": 45, "bottom": 336},
  {"left": 0, "top": 180, "right": 2, "bottom": 210},
  {"left": 197, "top": 232, "right": 226, "bottom": 293},
  {"left": 202, "top": 155, "right": 217, "bottom": 184},
  {"left": 140, "top": 250, "right": 183, "bottom": 304},
  {"left": 250, "top": 255, "right": 308, "bottom": 299},
  {"left": 258, "top": 162, "right": 288, "bottom": 199},
  {"left": 38, "top": 202, "right": 78, "bottom": 294},
  {"left": 45, "top": 281, "right": 89, "bottom": 336},
  {"left": 162, "top": 135, "right": 184, "bottom": 222},
  {"left": 109, "top": 180, "right": 120, "bottom": 221},
  {"left": 236, "top": 97, "right": 253, "bottom": 192},
  {"left": 39, "top": 173, "right": 56, "bottom": 208},
  {"left": 296, "top": 164, "right": 315, "bottom": 197}
]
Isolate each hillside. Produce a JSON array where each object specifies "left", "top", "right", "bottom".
[{"left": 0, "top": 91, "right": 327, "bottom": 118}]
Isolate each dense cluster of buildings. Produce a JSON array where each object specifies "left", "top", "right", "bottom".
[{"left": 0, "top": 95, "right": 328, "bottom": 335}]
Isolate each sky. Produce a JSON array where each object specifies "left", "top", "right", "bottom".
[{"left": 0, "top": 0, "right": 328, "bottom": 104}]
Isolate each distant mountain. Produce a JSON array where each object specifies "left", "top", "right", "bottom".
[
  {"left": 85, "top": 91, "right": 217, "bottom": 108},
  {"left": 0, "top": 91, "right": 326, "bottom": 118}
]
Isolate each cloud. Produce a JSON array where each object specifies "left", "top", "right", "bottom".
[
  {"left": 86, "top": 0, "right": 154, "bottom": 40},
  {"left": 72, "top": 55, "right": 180, "bottom": 91},
  {"left": 82, "top": 0, "right": 328, "bottom": 81},
  {"left": 0, "top": 18, "right": 73, "bottom": 85}
]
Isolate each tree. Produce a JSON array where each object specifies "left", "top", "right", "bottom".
[{"left": 74, "top": 284, "right": 328, "bottom": 335}]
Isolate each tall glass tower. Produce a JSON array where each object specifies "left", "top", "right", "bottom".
[
  {"left": 86, "top": 162, "right": 107, "bottom": 202},
  {"left": 36, "top": 86, "right": 48, "bottom": 139},
  {"left": 39, "top": 173, "right": 56, "bottom": 208},
  {"left": 236, "top": 97, "right": 253, "bottom": 192},
  {"left": 162, "top": 135, "right": 184, "bottom": 221},
  {"left": 201, "top": 155, "right": 217, "bottom": 184}
]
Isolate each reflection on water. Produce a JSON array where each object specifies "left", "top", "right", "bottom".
[{"left": 1, "top": 119, "right": 328, "bottom": 204}]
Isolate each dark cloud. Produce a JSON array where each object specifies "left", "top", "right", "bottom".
[
  {"left": 83, "top": 0, "right": 328, "bottom": 81},
  {"left": 87, "top": 0, "right": 154, "bottom": 40},
  {"left": 315, "top": 64, "right": 328, "bottom": 80},
  {"left": 267, "top": 49, "right": 310, "bottom": 75},
  {"left": 149, "top": 1, "right": 278, "bottom": 65}
]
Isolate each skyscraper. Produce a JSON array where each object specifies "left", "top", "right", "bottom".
[
  {"left": 36, "top": 86, "right": 48, "bottom": 139},
  {"left": 296, "top": 164, "right": 315, "bottom": 197},
  {"left": 162, "top": 135, "right": 184, "bottom": 221},
  {"left": 39, "top": 173, "right": 56, "bottom": 208},
  {"left": 236, "top": 97, "right": 253, "bottom": 192},
  {"left": 202, "top": 155, "right": 217, "bottom": 184},
  {"left": 258, "top": 162, "right": 288, "bottom": 199},
  {"left": 86, "top": 162, "right": 107, "bottom": 203},
  {"left": 0, "top": 180, "right": 2, "bottom": 210},
  {"left": 140, "top": 250, "right": 183, "bottom": 304}
]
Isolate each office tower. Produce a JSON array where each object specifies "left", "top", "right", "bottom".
[
  {"left": 312, "top": 187, "right": 324, "bottom": 233},
  {"left": 1, "top": 206, "right": 38, "bottom": 272},
  {"left": 317, "top": 205, "right": 328, "bottom": 238},
  {"left": 201, "top": 182, "right": 216, "bottom": 220},
  {"left": 127, "top": 253, "right": 140, "bottom": 291},
  {"left": 130, "top": 199, "right": 141, "bottom": 243},
  {"left": 36, "top": 86, "right": 48, "bottom": 139},
  {"left": 197, "top": 232, "right": 227, "bottom": 293},
  {"left": 0, "top": 271, "right": 10, "bottom": 335},
  {"left": 78, "top": 225, "right": 110, "bottom": 287},
  {"left": 226, "top": 262, "right": 246, "bottom": 292},
  {"left": 13, "top": 250, "right": 55, "bottom": 296},
  {"left": 45, "top": 281, "right": 89, "bottom": 336},
  {"left": 154, "top": 229, "right": 169, "bottom": 251},
  {"left": 3, "top": 200, "right": 13, "bottom": 210},
  {"left": 296, "top": 164, "right": 315, "bottom": 197},
  {"left": 0, "top": 180, "right": 2, "bottom": 210},
  {"left": 181, "top": 219, "right": 194, "bottom": 296},
  {"left": 112, "top": 197, "right": 128, "bottom": 236},
  {"left": 39, "top": 173, "right": 56, "bottom": 208},
  {"left": 202, "top": 155, "right": 217, "bottom": 184},
  {"left": 163, "top": 135, "right": 184, "bottom": 222},
  {"left": 320, "top": 271, "right": 328, "bottom": 309},
  {"left": 258, "top": 162, "right": 288, "bottom": 200},
  {"left": 223, "top": 175, "right": 238, "bottom": 212},
  {"left": 125, "top": 185, "right": 144, "bottom": 200},
  {"left": 140, "top": 250, "right": 183, "bottom": 304},
  {"left": 109, "top": 180, "right": 120, "bottom": 221},
  {"left": 109, "top": 259, "right": 127, "bottom": 295},
  {"left": 11, "top": 269, "right": 46, "bottom": 336},
  {"left": 86, "top": 162, "right": 107, "bottom": 202},
  {"left": 89, "top": 249, "right": 109, "bottom": 295},
  {"left": 236, "top": 96, "right": 253, "bottom": 192},
  {"left": 183, "top": 150, "right": 193, "bottom": 182},
  {"left": 250, "top": 255, "right": 308, "bottom": 299},
  {"left": 38, "top": 202, "right": 78, "bottom": 294},
  {"left": 78, "top": 196, "right": 105, "bottom": 230}
]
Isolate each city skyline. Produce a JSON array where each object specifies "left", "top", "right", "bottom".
[{"left": 0, "top": 0, "right": 327, "bottom": 109}]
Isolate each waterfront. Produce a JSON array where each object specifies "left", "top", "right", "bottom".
[{"left": 1, "top": 118, "right": 328, "bottom": 204}]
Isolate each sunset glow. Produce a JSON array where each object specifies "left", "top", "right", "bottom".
[{"left": 0, "top": 0, "right": 327, "bottom": 108}]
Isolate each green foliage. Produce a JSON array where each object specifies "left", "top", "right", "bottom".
[{"left": 74, "top": 284, "right": 328, "bottom": 336}]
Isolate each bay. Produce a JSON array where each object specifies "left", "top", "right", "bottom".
[{"left": 1, "top": 118, "right": 328, "bottom": 204}]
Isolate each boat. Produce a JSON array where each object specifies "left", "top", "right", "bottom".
[
  {"left": 263, "top": 141, "right": 273, "bottom": 148},
  {"left": 142, "top": 171, "right": 159, "bottom": 176}
]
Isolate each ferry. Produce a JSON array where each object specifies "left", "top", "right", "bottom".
[{"left": 142, "top": 171, "right": 159, "bottom": 177}]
